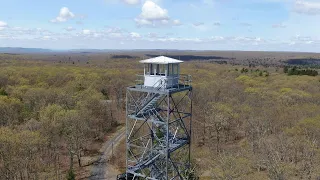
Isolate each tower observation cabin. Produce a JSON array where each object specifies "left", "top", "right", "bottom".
[{"left": 140, "top": 56, "right": 183, "bottom": 89}]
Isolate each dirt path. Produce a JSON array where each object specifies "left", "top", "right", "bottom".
[{"left": 89, "top": 127, "right": 125, "bottom": 180}]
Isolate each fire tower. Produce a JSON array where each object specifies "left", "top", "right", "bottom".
[{"left": 126, "top": 56, "right": 192, "bottom": 179}]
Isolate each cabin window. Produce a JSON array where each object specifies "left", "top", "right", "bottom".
[
  {"left": 155, "top": 64, "right": 165, "bottom": 76},
  {"left": 145, "top": 64, "right": 149, "bottom": 75},
  {"left": 145, "top": 64, "right": 167, "bottom": 76},
  {"left": 150, "top": 64, "right": 154, "bottom": 75},
  {"left": 168, "top": 64, "right": 172, "bottom": 76},
  {"left": 173, "top": 64, "right": 178, "bottom": 75},
  {"left": 170, "top": 64, "right": 176, "bottom": 75},
  {"left": 165, "top": 64, "right": 168, "bottom": 76},
  {"left": 156, "top": 64, "right": 160, "bottom": 75},
  {"left": 177, "top": 64, "right": 179, "bottom": 75},
  {"left": 160, "top": 64, "right": 165, "bottom": 76}
]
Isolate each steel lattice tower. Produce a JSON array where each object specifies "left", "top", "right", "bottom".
[{"left": 126, "top": 56, "right": 192, "bottom": 180}]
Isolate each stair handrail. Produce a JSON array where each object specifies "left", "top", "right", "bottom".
[
  {"left": 135, "top": 77, "right": 167, "bottom": 114},
  {"left": 138, "top": 92, "right": 152, "bottom": 109},
  {"left": 135, "top": 74, "right": 144, "bottom": 83},
  {"left": 179, "top": 74, "right": 192, "bottom": 87},
  {"left": 136, "top": 95, "right": 157, "bottom": 115},
  {"left": 151, "top": 77, "right": 167, "bottom": 91}
]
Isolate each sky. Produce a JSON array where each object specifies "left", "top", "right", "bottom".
[{"left": 0, "top": 0, "right": 320, "bottom": 51}]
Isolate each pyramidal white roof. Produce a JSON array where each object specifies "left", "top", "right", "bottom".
[{"left": 139, "top": 56, "right": 183, "bottom": 64}]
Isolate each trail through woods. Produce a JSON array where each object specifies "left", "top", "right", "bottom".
[{"left": 89, "top": 127, "right": 125, "bottom": 179}]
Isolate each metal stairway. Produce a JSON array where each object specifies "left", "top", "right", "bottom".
[
  {"left": 136, "top": 94, "right": 164, "bottom": 116},
  {"left": 129, "top": 105, "right": 188, "bottom": 176},
  {"left": 126, "top": 74, "right": 192, "bottom": 179},
  {"left": 128, "top": 139, "right": 189, "bottom": 174}
]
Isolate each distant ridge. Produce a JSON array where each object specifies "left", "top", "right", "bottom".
[
  {"left": 1, "top": 47, "right": 320, "bottom": 54},
  {"left": 0, "top": 47, "right": 53, "bottom": 53},
  {"left": 0, "top": 47, "right": 190, "bottom": 54}
]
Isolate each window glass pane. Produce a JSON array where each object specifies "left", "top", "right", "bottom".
[
  {"left": 166, "top": 64, "right": 168, "bottom": 75},
  {"left": 171, "top": 64, "right": 174, "bottom": 75},
  {"left": 156, "top": 64, "right": 160, "bottom": 75},
  {"left": 161, "top": 64, "right": 165, "bottom": 75},
  {"left": 146, "top": 64, "right": 150, "bottom": 75},
  {"left": 177, "top": 64, "right": 179, "bottom": 74},
  {"left": 173, "top": 64, "right": 177, "bottom": 75},
  {"left": 150, "top": 64, "right": 153, "bottom": 75},
  {"left": 172, "top": 64, "right": 175, "bottom": 75},
  {"left": 176, "top": 64, "right": 178, "bottom": 74}
]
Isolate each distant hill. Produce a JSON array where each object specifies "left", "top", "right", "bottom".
[{"left": 0, "top": 47, "right": 53, "bottom": 53}]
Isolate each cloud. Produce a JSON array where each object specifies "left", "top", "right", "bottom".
[
  {"left": 0, "top": 21, "right": 8, "bottom": 30},
  {"left": 78, "top": 29, "right": 103, "bottom": 38},
  {"left": 134, "top": 18, "right": 153, "bottom": 26},
  {"left": 130, "top": 32, "right": 141, "bottom": 38},
  {"left": 232, "top": 36, "right": 264, "bottom": 43},
  {"left": 76, "top": 21, "right": 83, "bottom": 25},
  {"left": 173, "top": 19, "right": 182, "bottom": 26},
  {"left": 4, "top": 27, "right": 53, "bottom": 37},
  {"left": 239, "top": 22, "right": 252, "bottom": 27},
  {"left": 209, "top": 36, "right": 225, "bottom": 41},
  {"left": 51, "top": 7, "right": 75, "bottom": 23},
  {"left": 189, "top": 3, "right": 198, "bottom": 8},
  {"left": 3, "top": 25, "right": 320, "bottom": 51},
  {"left": 272, "top": 23, "right": 286, "bottom": 28},
  {"left": 82, "top": 29, "right": 91, "bottom": 35},
  {"left": 140, "top": 1, "right": 169, "bottom": 20},
  {"left": 121, "top": 0, "right": 140, "bottom": 5},
  {"left": 294, "top": 0, "right": 320, "bottom": 15},
  {"left": 193, "top": 22, "right": 204, "bottom": 26},
  {"left": 77, "top": 14, "right": 87, "bottom": 19},
  {"left": 135, "top": 0, "right": 171, "bottom": 27},
  {"left": 291, "top": 35, "right": 319, "bottom": 45},
  {"left": 147, "top": 32, "right": 162, "bottom": 38},
  {"left": 108, "top": 32, "right": 123, "bottom": 38},
  {"left": 213, "top": 22, "right": 221, "bottom": 26},
  {"left": 74, "top": 27, "right": 131, "bottom": 40},
  {"left": 161, "top": 19, "right": 169, "bottom": 25},
  {"left": 65, "top": 26, "right": 76, "bottom": 31},
  {"left": 286, "top": 35, "right": 319, "bottom": 46},
  {"left": 146, "top": 36, "right": 207, "bottom": 43},
  {"left": 42, "top": 36, "right": 51, "bottom": 40},
  {"left": 0, "top": 26, "right": 269, "bottom": 46},
  {"left": 41, "top": 36, "right": 57, "bottom": 41},
  {"left": 0, "top": 26, "right": 65, "bottom": 41},
  {"left": 191, "top": 22, "right": 208, "bottom": 31},
  {"left": 203, "top": 0, "right": 214, "bottom": 5},
  {"left": 105, "top": 27, "right": 125, "bottom": 34}
]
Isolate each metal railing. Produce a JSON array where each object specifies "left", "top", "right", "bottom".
[
  {"left": 135, "top": 74, "right": 144, "bottom": 85},
  {"left": 135, "top": 74, "right": 192, "bottom": 90},
  {"left": 178, "top": 74, "right": 192, "bottom": 88}
]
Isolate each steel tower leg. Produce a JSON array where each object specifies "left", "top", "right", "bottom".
[{"left": 166, "top": 95, "right": 170, "bottom": 180}]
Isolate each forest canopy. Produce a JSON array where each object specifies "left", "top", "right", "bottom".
[{"left": 0, "top": 54, "right": 320, "bottom": 179}]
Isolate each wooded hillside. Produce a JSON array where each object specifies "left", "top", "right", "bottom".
[
  {"left": 0, "top": 59, "right": 136, "bottom": 179},
  {"left": 189, "top": 63, "right": 320, "bottom": 179}
]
